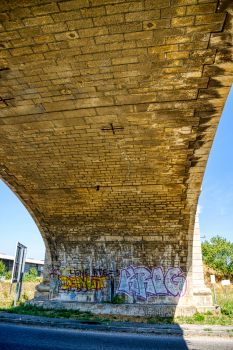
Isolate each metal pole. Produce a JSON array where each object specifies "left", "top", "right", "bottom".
[
  {"left": 225, "top": 285, "right": 230, "bottom": 315},
  {"left": 14, "top": 281, "right": 19, "bottom": 307},
  {"left": 213, "top": 283, "right": 217, "bottom": 304},
  {"left": 18, "top": 248, "right": 26, "bottom": 301},
  {"left": 18, "top": 272, "right": 23, "bottom": 301},
  {"left": 14, "top": 248, "right": 23, "bottom": 307}
]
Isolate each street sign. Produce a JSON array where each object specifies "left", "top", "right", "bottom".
[
  {"left": 10, "top": 242, "right": 27, "bottom": 306},
  {"left": 221, "top": 280, "right": 230, "bottom": 286},
  {"left": 210, "top": 275, "right": 215, "bottom": 284}
]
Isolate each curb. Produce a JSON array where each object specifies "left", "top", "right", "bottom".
[{"left": 0, "top": 314, "right": 233, "bottom": 337}]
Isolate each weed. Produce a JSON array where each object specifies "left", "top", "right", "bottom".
[
  {"left": 194, "top": 313, "right": 205, "bottom": 322},
  {"left": 147, "top": 317, "right": 156, "bottom": 324},
  {"left": 204, "top": 328, "right": 212, "bottom": 331},
  {"left": 3, "top": 291, "right": 8, "bottom": 298},
  {"left": 205, "top": 311, "right": 213, "bottom": 316},
  {"left": 18, "top": 299, "right": 25, "bottom": 306},
  {"left": 111, "top": 295, "right": 123, "bottom": 304},
  {"left": 22, "top": 292, "right": 29, "bottom": 300}
]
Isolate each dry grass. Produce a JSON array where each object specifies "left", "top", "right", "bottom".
[
  {"left": 203, "top": 263, "right": 233, "bottom": 291},
  {"left": 0, "top": 280, "right": 39, "bottom": 308}
]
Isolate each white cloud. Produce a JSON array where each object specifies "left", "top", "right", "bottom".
[{"left": 197, "top": 204, "right": 203, "bottom": 214}]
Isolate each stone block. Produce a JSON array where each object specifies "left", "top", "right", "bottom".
[
  {"left": 52, "top": 11, "right": 81, "bottom": 22},
  {"left": 195, "top": 13, "right": 226, "bottom": 26},
  {"left": 145, "top": 0, "right": 170, "bottom": 9},
  {"left": 115, "top": 93, "right": 155, "bottom": 105},
  {"left": 75, "top": 97, "right": 114, "bottom": 108},
  {"left": 31, "top": 3, "right": 59, "bottom": 16},
  {"left": 157, "top": 90, "right": 197, "bottom": 101},
  {"left": 148, "top": 45, "right": 178, "bottom": 54},
  {"left": 162, "top": 6, "right": 185, "bottom": 18},
  {"left": 42, "top": 23, "right": 68, "bottom": 34},
  {"left": 186, "top": 3, "right": 217, "bottom": 15},
  {"left": 3, "top": 20, "right": 24, "bottom": 30},
  {"left": 106, "top": 2, "right": 143, "bottom": 15},
  {"left": 186, "top": 23, "right": 223, "bottom": 34},
  {"left": 79, "top": 26, "right": 108, "bottom": 37},
  {"left": 94, "top": 14, "right": 124, "bottom": 27},
  {"left": 19, "top": 27, "right": 41, "bottom": 37},
  {"left": 109, "top": 22, "right": 142, "bottom": 34},
  {"left": 125, "top": 10, "right": 160, "bottom": 22},
  {"left": 171, "top": 16, "right": 194, "bottom": 27},
  {"left": 59, "top": 0, "right": 89, "bottom": 11},
  {"left": 34, "top": 34, "right": 54, "bottom": 44}
]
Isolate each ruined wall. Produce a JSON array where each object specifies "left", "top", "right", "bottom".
[{"left": 0, "top": 0, "right": 232, "bottom": 305}]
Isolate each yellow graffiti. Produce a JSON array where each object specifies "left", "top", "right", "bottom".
[{"left": 59, "top": 276, "right": 106, "bottom": 291}]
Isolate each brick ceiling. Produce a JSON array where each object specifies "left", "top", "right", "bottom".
[{"left": 0, "top": 0, "right": 232, "bottom": 256}]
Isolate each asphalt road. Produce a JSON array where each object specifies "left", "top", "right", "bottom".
[{"left": 0, "top": 323, "right": 232, "bottom": 350}]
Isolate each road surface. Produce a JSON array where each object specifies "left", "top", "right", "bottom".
[{"left": 0, "top": 323, "right": 232, "bottom": 350}]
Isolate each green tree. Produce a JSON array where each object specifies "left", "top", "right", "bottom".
[
  {"left": 202, "top": 236, "right": 233, "bottom": 276},
  {"left": 0, "top": 260, "right": 6, "bottom": 276}
]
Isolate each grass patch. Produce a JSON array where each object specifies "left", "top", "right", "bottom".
[{"left": 0, "top": 302, "right": 232, "bottom": 326}]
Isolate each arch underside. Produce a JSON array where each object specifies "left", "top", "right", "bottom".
[{"left": 0, "top": 0, "right": 232, "bottom": 303}]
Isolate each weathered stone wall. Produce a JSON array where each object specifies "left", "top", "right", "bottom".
[{"left": 0, "top": 0, "right": 232, "bottom": 305}]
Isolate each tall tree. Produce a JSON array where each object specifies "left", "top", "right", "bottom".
[{"left": 202, "top": 236, "right": 233, "bottom": 276}]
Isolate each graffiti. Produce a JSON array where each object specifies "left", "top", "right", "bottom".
[
  {"left": 59, "top": 275, "right": 107, "bottom": 291},
  {"left": 50, "top": 267, "right": 120, "bottom": 279},
  {"left": 49, "top": 267, "right": 120, "bottom": 293},
  {"left": 117, "top": 266, "right": 187, "bottom": 302},
  {"left": 49, "top": 268, "right": 60, "bottom": 277}
]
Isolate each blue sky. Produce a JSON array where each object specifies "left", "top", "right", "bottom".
[
  {"left": 0, "top": 87, "right": 232, "bottom": 260},
  {"left": 198, "top": 86, "right": 233, "bottom": 244}
]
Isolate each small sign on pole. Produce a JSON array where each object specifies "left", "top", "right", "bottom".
[
  {"left": 10, "top": 242, "right": 27, "bottom": 306},
  {"left": 221, "top": 280, "right": 230, "bottom": 286},
  {"left": 221, "top": 280, "right": 231, "bottom": 315},
  {"left": 210, "top": 275, "right": 217, "bottom": 304}
]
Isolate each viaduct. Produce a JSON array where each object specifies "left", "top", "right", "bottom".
[{"left": 0, "top": 0, "right": 232, "bottom": 315}]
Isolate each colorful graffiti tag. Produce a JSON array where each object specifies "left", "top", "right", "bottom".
[
  {"left": 49, "top": 268, "right": 120, "bottom": 292},
  {"left": 59, "top": 275, "right": 107, "bottom": 291},
  {"left": 117, "top": 266, "right": 187, "bottom": 302}
]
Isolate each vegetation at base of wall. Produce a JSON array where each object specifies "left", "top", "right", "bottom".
[
  {"left": 0, "top": 304, "right": 233, "bottom": 326},
  {"left": 202, "top": 236, "right": 233, "bottom": 276},
  {"left": 111, "top": 295, "right": 124, "bottom": 304}
]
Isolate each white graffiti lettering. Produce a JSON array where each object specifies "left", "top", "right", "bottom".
[{"left": 117, "top": 266, "right": 187, "bottom": 302}]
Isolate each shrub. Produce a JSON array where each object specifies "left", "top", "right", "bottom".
[
  {"left": 111, "top": 295, "right": 123, "bottom": 304},
  {"left": 29, "top": 268, "right": 37, "bottom": 278},
  {"left": 23, "top": 272, "right": 36, "bottom": 281},
  {"left": 194, "top": 313, "right": 205, "bottom": 322},
  {"left": 0, "top": 260, "right": 6, "bottom": 276},
  {"left": 4, "top": 271, "right": 12, "bottom": 280}
]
